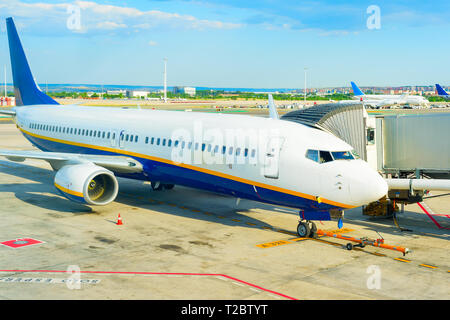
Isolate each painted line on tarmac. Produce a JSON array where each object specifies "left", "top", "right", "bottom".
[
  {"left": 0, "top": 269, "right": 297, "bottom": 300},
  {"left": 394, "top": 258, "right": 411, "bottom": 263},
  {"left": 419, "top": 264, "right": 438, "bottom": 269}
]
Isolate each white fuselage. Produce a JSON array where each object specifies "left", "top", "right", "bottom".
[
  {"left": 13, "top": 105, "right": 388, "bottom": 210},
  {"left": 353, "top": 94, "right": 429, "bottom": 107}
]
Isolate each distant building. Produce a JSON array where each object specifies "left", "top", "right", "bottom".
[
  {"left": 126, "top": 90, "right": 149, "bottom": 98},
  {"left": 107, "top": 90, "right": 126, "bottom": 96},
  {"left": 173, "top": 86, "right": 196, "bottom": 96}
]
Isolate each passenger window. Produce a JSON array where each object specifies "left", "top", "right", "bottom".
[
  {"left": 244, "top": 148, "right": 248, "bottom": 157},
  {"left": 229, "top": 147, "right": 234, "bottom": 155},
  {"left": 145, "top": 137, "right": 149, "bottom": 144},
  {"left": 222, "top": 146, "right": 226, "bottom": 154},
  {"left": 151, "top": 137, "right": 154, "bottom": 144},
  {"left": 201, "top": 143, "right": 206, "bottom": 151},
  {"left": 251, "top": 149, "right": 256, "bottom": 157},
  {"left": 214, "top": 145, "right": 219, "bottom": 153},
  {"left": 168, "top": 139, "right": 172, "bottom": 147},
  {"left": 306, "top": 149, "right": 319, "bottom": 163},
  {"left": 236, "top": 148, "right": 241, "bottom": 156},
  {"left": 162, "top": 138, "right": 166, "bottom": 146},
  {"left": 181, "top": 141, "right": 185, "bottom": 149},
  {"left": 319, "top": 151, "right": 333, "bottom": 163},
  {"left": 207, "top": 144, "right": 211, "bottom": 152},
  {"left": 157, "top": 138, "right": 160, "bottom": 145},
  {"left": 188, "top": 142, "right": 192, "bottom": 149}
]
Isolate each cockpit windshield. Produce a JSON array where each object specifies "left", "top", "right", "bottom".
[
  {"left": 331, "top": 151, "right": 354, "bottom": 160},
  {"left": 306, "top": 149, "right": 356, "bottom": 163}
]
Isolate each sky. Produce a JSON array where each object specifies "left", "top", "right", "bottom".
[{"left": 0, "top": 0, "right": 449, "bottom": 88}]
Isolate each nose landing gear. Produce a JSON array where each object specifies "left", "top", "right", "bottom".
[{"left": 297, "top": 220, "right": 317, "bottom": 238}]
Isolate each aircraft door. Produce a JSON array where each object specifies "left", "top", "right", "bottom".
[
  {"left": 118, "top": 130, "right": 125, "bottom": 149},
  {"left": 263, "top": 136, "right": 284, "bottom": 179},
  {"left": 110, "top": 130, "right": 118, "bottom": 147}
]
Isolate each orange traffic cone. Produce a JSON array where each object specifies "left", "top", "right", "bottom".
[{"left": 116, "top": 214, "right": 123, "bottom": 225}]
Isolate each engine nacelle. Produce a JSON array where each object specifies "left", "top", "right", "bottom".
[{"left": 54, "top": 163, "right": 119, "bottom": 205}]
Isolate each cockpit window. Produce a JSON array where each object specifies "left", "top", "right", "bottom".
[
  {"left": 306, "top": 149, "right": 356, "bottom": 163},
  {"left": 306, "top": 149, "right": 319, "bottom": 163},
  {"left": 351, "top": 150, "right": 361, "bottom": 159},
  {"left": 331, "top": 151, "right": 354, "bottom": 160},
  {"left": 319, "top": 151, "right": 333, "bottom": 163}
]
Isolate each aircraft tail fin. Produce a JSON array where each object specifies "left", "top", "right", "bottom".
[
  {"left": 6, "top": 17, "right": 58, "bottom": 106},
  {"left": 350, "top": 81, "right": 365, "bottom": 96},
  {"left": 435, "top": 84, "right": 448, "bottom": 96}
]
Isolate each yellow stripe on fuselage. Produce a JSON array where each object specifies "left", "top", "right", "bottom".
[{"left": 20, "top": 127, "right": 356, "bottom": 209}]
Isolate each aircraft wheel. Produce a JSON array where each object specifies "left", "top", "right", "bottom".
[
  {"left": 151, "top": 181, "right": 164, "bottom": 191},
  {"left": 297, "top": 222, "right": 310, "bottom": 238},
  {"left": 346, "top": 243, "right": 353, "bottom": 251}
]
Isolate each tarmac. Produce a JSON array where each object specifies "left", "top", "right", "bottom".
[{"left": 0, "top": 122, "right": 448, "bottom": 300}]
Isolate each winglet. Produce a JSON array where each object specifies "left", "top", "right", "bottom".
[
  {"left": 6, "top": 17, "right": 59, "bottom": 106},
  {"left": 350, "top": 81, "right": 365, "bottom": 96},
  {"left": 268, "top": 94, "right": 279, "bottom": 120},
  {"left": 435, "top": 84, "right": 448, "bottom": 97}
]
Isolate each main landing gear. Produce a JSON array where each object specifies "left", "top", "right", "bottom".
[
  {"left": 296, "top": 220, "right": 317, "bottom": 238},
  {"left": 151, "top": 181, "right": 175, "bottom": 191}
]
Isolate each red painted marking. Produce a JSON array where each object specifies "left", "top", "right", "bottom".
[
  {"left": 0, "top": 238, "right": 43, "bottom": 249},
  {"left": 417, "top": 202, "right": 450, "bottom": 230},
  {"left": 0, "top": 269, "right": 297, "bottom": 300}
]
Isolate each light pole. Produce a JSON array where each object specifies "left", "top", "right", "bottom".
[
  {"left": 304, "top": 67, "right": 307, "bottom": 104},
  {"left": 163, "top": 58, "right": 167, "bottom": 103}
]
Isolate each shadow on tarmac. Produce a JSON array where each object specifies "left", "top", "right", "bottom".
[{"left": 0, "top": 160, "right": 448, "bottom": 242}]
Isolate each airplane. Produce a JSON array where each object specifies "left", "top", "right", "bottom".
[
  {"left": 435, "top": 84, "right": 450, "bottom": 99},
  {"left": 0, "top": 17, "right": 388, "bottom": 238},
  {"left": 351, "top": 81, "right": 429, "bottom": 108}
]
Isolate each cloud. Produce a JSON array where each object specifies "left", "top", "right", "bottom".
[
  {"left": 96, "top": 21, "right": 127, "bottom": 30},
  {"left": 0, "top": 0, "right": 242, "bottom": 35},
  {"left": 148, "top": 40, "right": 158, "bottom": 46}
]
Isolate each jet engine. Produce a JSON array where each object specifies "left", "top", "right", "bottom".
[{"left": 54, "top": 163, "right": 119, "bottom": 205}]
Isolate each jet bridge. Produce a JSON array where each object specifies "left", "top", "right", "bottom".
[
  {"left": 281, "top": 103, "right": 450, "bottom": 216},
  {"left": 280, "top": 103, "right": 368, "bottom": 160}
]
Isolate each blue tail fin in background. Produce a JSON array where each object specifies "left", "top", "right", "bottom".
[
  {"left": 435, "top": 84, "right": 448, "bottom": 97},
  {"left": 6, "top": 17, "right": 58, "bottom": 106},
  {"left": 350, "top": 81, "right": 365, "bottom": 96}
]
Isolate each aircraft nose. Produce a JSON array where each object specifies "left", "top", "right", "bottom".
[{"left": 350, "top": 164, "right": 388, "bottom": 205}]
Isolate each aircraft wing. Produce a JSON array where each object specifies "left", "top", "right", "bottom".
[
  {"left": 0, "top": 109, "right": 16, "bottom": 116},
  {"left": 0, "top": 150, "right": 143, "bottom": 173}
]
